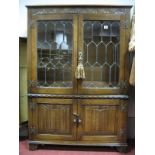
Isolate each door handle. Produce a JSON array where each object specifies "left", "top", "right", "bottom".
[
  {"left": 75, "top": 51, "right": 85, "bottom": 79},
  {"left": 73, "top": 113, "right": 79, "bottom": 124},
  {"left": 73, "top": 113, "right": 82, "bottom": 126},
  {"left": 77, "top": 118, "right": 82, "bottom": 124}
]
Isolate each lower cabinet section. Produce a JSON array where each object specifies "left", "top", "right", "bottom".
[{"left": 28, "top": 97, "right": 128, "bottom": 149}]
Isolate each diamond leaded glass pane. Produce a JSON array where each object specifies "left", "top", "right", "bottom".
[
  {"left": 83, "top": 21, "right": 120, "bottom": 88},
  {"left": 37, "top": 21, "right": 73, "bottom": 87}
]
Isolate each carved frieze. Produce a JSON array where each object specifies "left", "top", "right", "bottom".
[
  {"left": 31, "top": 7, "right": 128, "bottom": 16},
  {"left": 28, "top": 93, "right": 129, "bottom": 99}
]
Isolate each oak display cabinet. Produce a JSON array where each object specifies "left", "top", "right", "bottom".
[{"left": 27, "top": 5, "right": 132, "bottom": 151}]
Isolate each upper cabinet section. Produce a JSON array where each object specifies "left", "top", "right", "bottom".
[{"left": 27, "top": 6, "right": 132, "bottom": 95}]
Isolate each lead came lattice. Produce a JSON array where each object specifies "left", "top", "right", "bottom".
[
  {"left": 37, "top": 20, "right": 73, "bottom": 87},
  {"left": 83, "top": 20, "right": 120, "bottom": 88}
]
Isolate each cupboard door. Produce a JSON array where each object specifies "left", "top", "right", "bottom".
[
  {"left": 77, "top": 99, "right": 127, "bottom": 143},
  {"left": 78, "top": 14, "right": 126, "bottom": 95},
  {"left": 29, "top": 98, "right": 77, "bottom": 141},
  {"left": 28, "top": 14, "right": 78, "bottom": 94}
]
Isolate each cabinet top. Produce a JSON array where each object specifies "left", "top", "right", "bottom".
[{"left": 26, "top": 4, "right": 133, "bottom": 9}]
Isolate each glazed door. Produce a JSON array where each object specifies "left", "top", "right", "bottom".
[
  {"left": 77, "top": 14, "right": 126, "bottom": 95},
  {"left": 28, "top": 14, "right": 78, "bottom": 95}
]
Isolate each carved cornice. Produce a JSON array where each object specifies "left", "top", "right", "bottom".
[
  {"left": 31, "top": 8, "right": 127, "bottom": 16},
  {"left": 28, "top": 93, "right": 129, "bottom": 99}
]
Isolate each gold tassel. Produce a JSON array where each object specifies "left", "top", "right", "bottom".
[
  {"left": 75, "top": 63, "right": 85, "bottom": 79},
  {"left": 75, "top": 52, "right": 85, "bottom": 79}
]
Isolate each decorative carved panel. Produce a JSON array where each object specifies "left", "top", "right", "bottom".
[
  {"left": 80, "top": 104, "right": 118, "bottom": 135},
  {"left": 37, "top": 104, "right": 72, "bottom": 134}
]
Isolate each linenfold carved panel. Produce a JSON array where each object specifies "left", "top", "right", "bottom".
[
  {"left": 80, "top": 104, "right": 117, "bottom": 134},
  {"left": 37, "top": 104, "right": 71, "bottom": 134}
]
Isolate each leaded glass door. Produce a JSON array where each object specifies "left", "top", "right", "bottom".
[
  {"left": 30, "top": 14, "right": 78, "bottom": 94},
  {"left": 77, "top": 14, "right": 126, "bottom": 95}
]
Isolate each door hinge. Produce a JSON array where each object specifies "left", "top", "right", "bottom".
[{"left": 29, "top": 127, "right": 37, "bottom": 135}]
